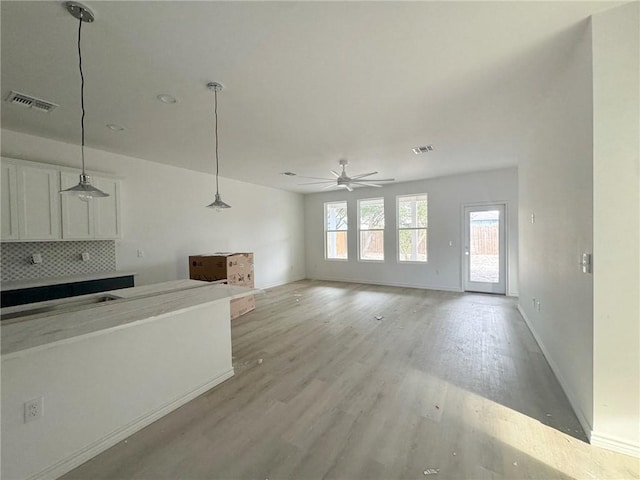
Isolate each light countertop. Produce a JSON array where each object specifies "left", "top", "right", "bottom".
[
  {"left": 1, "top": 271, "right": 138, "bottom": 291},
  {"left": 1, "top": 279, "right": 257, "bottom": 358}
]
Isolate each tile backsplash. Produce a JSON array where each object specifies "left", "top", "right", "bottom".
[{"left": 1, "top": 241, "right": 116, "bottom": 282}]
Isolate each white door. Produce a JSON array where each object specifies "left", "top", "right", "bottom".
[{"left": 463, "top": 204, "right": 506, "bottom": 294}]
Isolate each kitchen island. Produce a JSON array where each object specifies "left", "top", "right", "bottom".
[{"left": 1, "top": 280, "right": 256, "bottom": 480}]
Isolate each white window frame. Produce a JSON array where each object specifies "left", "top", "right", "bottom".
[
  {"left": 324, "top": 201, "right": 348, "bottom": 261},
  {"left": 358, "top": 197, "right": 385, "bottom": 262},
  {"left": 397, "top": 194, "right": 428, "bottom": 263}
]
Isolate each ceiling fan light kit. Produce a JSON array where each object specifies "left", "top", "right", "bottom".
[
  {"left": 59, "top": 1, "right": 110, "bottom": 202},
  {"left": 297, "top": 159, "right": 395, "bottom": 192},
  {"left": 205, "top": 81, "right": 231, "bottom": 211}
]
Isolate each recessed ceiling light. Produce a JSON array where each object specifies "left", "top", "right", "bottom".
[
  {"left": 412, "top": 145, "right": 434, "bottom": 154},
  {"left": 281, "top": 171, "right": 297, "bottom": 176},
  {"left": 157, "top": 94, "right": 177, "bottom": 104},
  {"left": 106, "top": 123, "right": 124, "bottom": 131}
]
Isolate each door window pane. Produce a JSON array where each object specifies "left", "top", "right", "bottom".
[{"left": 469, "top": 210, "right": 500, "bottom": 283}]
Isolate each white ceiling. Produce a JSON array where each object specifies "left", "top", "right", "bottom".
[{"left": 1, "top": 1, "right": 619, "bottom": 193}]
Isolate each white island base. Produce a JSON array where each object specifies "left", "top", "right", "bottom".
[{"left": 1, "top": 281, "right": 252, "bottom": 480}]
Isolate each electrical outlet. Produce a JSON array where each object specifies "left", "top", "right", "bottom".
[
  {"left": 81, "top": 252, "right": 90, "bottom": 261},
  {"left": 24, "top": 397, "right": 43, "bottom": 423},
  {"left": 137, "top": 249, "right": 144, "bottom": 258},
  {"left": 31, "top": 253, "right": 43, "bottom": 264}
]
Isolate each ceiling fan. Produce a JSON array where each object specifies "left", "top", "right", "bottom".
[{"left": 297, "top": 159, "right": 395, "bottom": 192}]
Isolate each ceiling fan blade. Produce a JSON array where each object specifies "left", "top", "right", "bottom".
[
  {"left": 351, "top": 172, "right": 378, "bottom": 180},
  {"left": 352, "top": 182, "right": 382, "bottom": 187},
  {"left": 298, "top": 180, "right": 337, "bottom": 185},
  {"left": 368, "top": 178, "right": 395, "bottom": 182},
  {"left": 296, "top": 175, "right": 336, "bottom": 181},
  {"left": 322, "top": 183, "right": 338, "bottom": 190},
  {"left": 346, "top": 185, "right": 354, "bottom": 192},
  {"left": 330, "top": 170, "right": 341, "bottom": 178}
]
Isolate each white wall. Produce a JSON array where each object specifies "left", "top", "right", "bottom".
[
  {"left": 592, "top": 2, "right": 640, "bottom": 457},
  {"left": 1, "top": 129, "right": 306, "bottom": 289},
  {"left": 517, "top": 19, "right": 595, "bottom": 437},
  {"left": 305, "top": 168, "right": 518, "bottom": 295}
]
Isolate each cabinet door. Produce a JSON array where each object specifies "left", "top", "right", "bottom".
[
  {"left": 16, "top": 164, "right": 61, "bottom": 240},
  {"left": 93, "top": 176, "right": 121, "bottom": 239},
  {"left": 1, "top": 162, "right": 20, "bottom": 240},
  {"left": 60, "top": 171, "right": 94, "bottom": 239}
]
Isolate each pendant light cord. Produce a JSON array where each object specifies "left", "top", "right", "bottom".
[
  {"left": 77, "top": 16, "right": 86, "bottom": 175},
  {"left": 214, "top": 88, "right": 220, "bottom": 194}
]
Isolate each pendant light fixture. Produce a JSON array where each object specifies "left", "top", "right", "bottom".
[
  {"left": 206, "top": 81, "right": 231, "bottom": 210},
  {"left": 60, "top": 1, "right": 109, "bottom": 201}
]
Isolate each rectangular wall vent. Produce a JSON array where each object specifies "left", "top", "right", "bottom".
[
  {"left": 412, "top": 145, "right": 434, "bottom": 154},
  {"left": 6, "top": 91, "right": 58, "bottom": 113}
]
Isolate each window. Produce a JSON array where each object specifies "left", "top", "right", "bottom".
[
  {"left": 398, "top": 194, "right": 428, "bottom": 262},
  {"left": 325, "top": 201, "right": 348, "bottom": 259},
  {"left": 358, "top": 198, "right": 384, "bottom": 261}
]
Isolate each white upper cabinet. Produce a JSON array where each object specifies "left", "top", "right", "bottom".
[
  {"left": 93, "top": 176, "right": 121, "bottom": 239},
  {"left": 1, "top": 162, "right": 20, "bottom": 240},
  {"left": 60, "top": 172, "right": 122, "bottom": 240},
  {"left": 1, "top": 157, "right": 122, "bottom": 241},
  {"left": 16, "top": 162, "right": 61, "bottom": 241}
]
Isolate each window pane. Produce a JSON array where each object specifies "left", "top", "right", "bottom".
[
  {"left": 398, "top": 195, "right": 427, "bottom": 228},
  {"left": 326, "top": 202, "right": 347, "bottom": 231},
  {"left": 399, "top": 228, "right": 427, "bottom": 262},
  {"left": 326, "top": 231, "right": 348, "bottom": 259},
  {"left": 469, "top": 210, "right": 499, "bottom": 282},
  {"left": 360, "top": 230, "right": 384, "bottom": 261},
  {"left": 359, "top": 198, "right": 384, "bottom": 229}
]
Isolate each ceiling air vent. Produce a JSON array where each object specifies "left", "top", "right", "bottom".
[
  {"left": 412, "top": 145, "right": 434, "bottom": 154},
  {"left": 6, "top": 91, "right": 58, "bottom": 113}
]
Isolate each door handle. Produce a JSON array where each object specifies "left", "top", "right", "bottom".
[{"left": 464, "top": 247, "right": 470, "bottom": 256}]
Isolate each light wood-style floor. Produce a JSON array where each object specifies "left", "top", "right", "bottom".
[{"left": 63, "top": 280, "right": 639, "bottom": 480}]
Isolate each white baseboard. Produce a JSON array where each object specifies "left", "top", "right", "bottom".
[
  {"left": 516, "top": 305, "right": 593, "bottom": 440},
  {"left": 306, "top": 275, "right": 463, "bottom": 293},
  {"left": 258, "top": 274, "right": 307, "bottom": 291},
  {"left": 29, "top": 369, "right": 235, "bottom": 480},
  {"left": 591, "top": 431, "right": 640, "bottom": 458}
]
